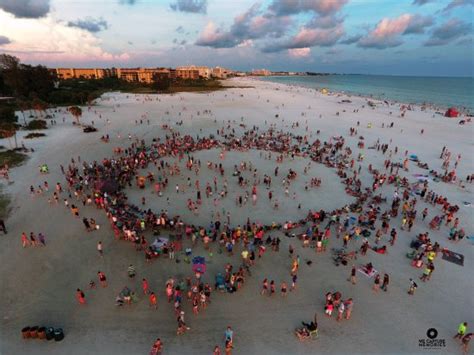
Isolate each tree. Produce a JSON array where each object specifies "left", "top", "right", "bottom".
[
  {"left": 152, "top": 76, "right": 171, "bottom": 91},
  {"left": 68, "top": 106, "right": 82, "bottom": 124},
  {"left": 0, "top": 122, "right": 19, "bottom": 148}
]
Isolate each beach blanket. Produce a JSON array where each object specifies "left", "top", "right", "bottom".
[
  {"left": 358, "top": 267, "right": 378, "bottom": 278},
  {"left": 442, "top": 250, "right": 464, "bottom": 266}
]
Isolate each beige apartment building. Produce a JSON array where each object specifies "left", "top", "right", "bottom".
[
  {"left": 54, "top": 68, "right": 116, "bottom": 80},
  {"left": 211, "top": 66, "right": 233, "bottom": 79},
  {"left": 52, "top": 65, "right": 233, "bottom": 82},
  {"left": 116, "top": 68, "right": 171, "bottom": 83},
  {"left": 176, "top": 65, "right": 211, "bottom": 79}
]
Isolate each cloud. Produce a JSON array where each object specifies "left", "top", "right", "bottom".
[
  {"left": 412, "top": 0, "right": 433, "bottom": 5},
  {"left": 307, "top": 14, "right": 344, "bottom": 29},
  {"left": 442, "top": 0, "right": 473, "bottom": 12},
  {"left": 262, "top": 24, "right": 344, "bottom": 52},
  {"left": 358, "top": 14, "right": 433, "bottom": 49},
  {"left": 269, "top": 0, "right": 348, "bottom": 16},
  {"left": 119, "top": 0, "right": 137, "bottom": 4},
  {"left": 288, "top": 47, "right": 311, "bottom": 58},
  {"left": 457, "top": 37, "right": 472, "bottom": 45},
  {"left": 340, "top": 34, "right": 362, "bottom": 44},
  {"left": 67, "top": 17, "right": 109, "bottom": 33},
  {"left": 180, "top": 39, "right": 187, "bottom": 45},
  {"left": 196, "top": 3, "right": 292, "bottom": 48},
  {"left": 0, "top": 16, "right": 130, "bottom": 65},
  {"left": 0, "top": 35, "right": 11, "bottom": 45},
  {"left": 0, "top": 0, "right": 50, "bottom": 18},
  {"left": 170, "top": 0, "right": 207, "bottom": 14},
  {"left": 172, "top": 38, "right": 178, "bottom": 44},
  {"left": 127, "top": 41, "right": 133, "bottom": 45},
  {"left": 176, "top": 25, "right": 184, "bottom": 33},
  {"left": 424, "top": 18, "right": 471, "bottom": 46}
]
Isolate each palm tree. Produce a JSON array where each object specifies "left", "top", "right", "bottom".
[{"left": 68, "top": 106, "right": 82, "bottom": 125}]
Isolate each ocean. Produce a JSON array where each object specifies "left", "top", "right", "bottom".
[{"left": 260, "top": 75, "right": 474, "bottom": 113}]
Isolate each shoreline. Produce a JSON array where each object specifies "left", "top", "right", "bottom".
[{"left": 250, "top": 76, "right": 473, "bottom": 115}]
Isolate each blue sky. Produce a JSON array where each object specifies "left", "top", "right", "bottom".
[{"left": 0, "top": 0, "right": 472, "bottom": 76}]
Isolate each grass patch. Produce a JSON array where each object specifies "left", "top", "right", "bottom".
[
  {"left": 0, "top": 192, "right": 10, "bottom": 219},
  {"left": 24, "top": 132, "right": 46, "bottom": 139},
  {"left": 0, "top": 150, "right": 28, "bottom": 168},
  {"left": 25, "top": 119, "right": 48, "bottom": 130}
]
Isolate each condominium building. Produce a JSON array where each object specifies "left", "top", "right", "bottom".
[
  {"left": 116, "top": 68, "right": 171, "bottom": 83},
  {"left": 54, "top": 68, "right": 116, "bottom": 80},
  {"left": 211, "top": 66, "right": 233, "bottom": 79},
  {"left": 176, "top": 65, "right": 211, "bottom": 79}
]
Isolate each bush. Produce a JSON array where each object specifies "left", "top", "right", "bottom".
[
  {"left": 24, "top": 132, "right": 46, "bottom": 139},
  {"left": 25, "top": 119, "right": 47, "bottom": 130},
  {"left": 0, "top": 150, "right": 28, "bottom": 167}
]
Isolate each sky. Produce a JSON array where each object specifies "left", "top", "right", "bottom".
[{"left": 0, "top": 0, "right": 472, "bottom": 76}]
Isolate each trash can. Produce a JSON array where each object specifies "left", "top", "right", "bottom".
[
  {"left": 29, "top": 326, "right": 38, "bottom": 338},
  {"left": 21, "top": 327, "right": 31, "bottom": 339},
  {"left": 54, "top": 328, "right": 64, "bottom": 342},
  {"left": 38, "top": 327, "right": 46, "bottom": 339},
  {"left": 45, "top": 327, "right": 54, "bottom": 341}
]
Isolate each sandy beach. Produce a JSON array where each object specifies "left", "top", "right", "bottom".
[{"left": 0, "top": 77, "right": 473, "bottom": 355}]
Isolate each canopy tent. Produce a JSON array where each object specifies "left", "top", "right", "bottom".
[{"left": 445, "top": 107, "right": 459, "bottom": 118}]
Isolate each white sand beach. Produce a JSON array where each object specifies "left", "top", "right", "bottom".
[{"left": 0, "top": 78, "right": 473, "bottom": 355}]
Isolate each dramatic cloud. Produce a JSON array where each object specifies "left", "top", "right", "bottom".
[
  {"left": 262, "top": 24, "right": 344, "bottom": 52},
  {"left": 442, "top": 0, "right": 473, "bottom": 12},
  {"left": 269, "top": 0, "right": 348, "bottom": 16},
  {"left": 0, "top": 0, "right": 50, "bottom": 18},
  {"left": 307, "top": 14, "right": 344, "bottom": 29},
  {"left": 412, "top": 0, "right": 433, "bottom": 5},
  {"left": 424, "top": 18, "right": 471, "bottom": 46},
  {"left": 358, "top": 14, "right": 433, "bottom": 49},
  {"left": 340, "top": 34, "right": 362, "bottom": 44},
  {"left": 0, "top": 35, "right": 11, "bottom": 45},
  {"left": 67, "top": 17, "right": 109, "bottom": 33},
  {"left": 170, "top": 0, "right": 207, "bottom": 14},
  {"left": 288, "top": 47, "right": 311, "bottom": 58},
  {"left": 196, "top": 3, "right": 291, "bottom": 48}
]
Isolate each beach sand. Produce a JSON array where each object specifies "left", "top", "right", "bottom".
[{"left": 0, "top": 78, "right": 473, "bottom": 354}]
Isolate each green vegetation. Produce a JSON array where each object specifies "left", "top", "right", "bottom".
[
  {"left": 0, "top": 192, "right": 9, "bottom": 219},
  {"left": 0, "top": 150, "right": 28, "bottom": 167},
  {"left": 25, "top": 119, "right": 47, "bottom": 130},
  {"left": 24, "top": 132, "right": 46, "bottom": 139}
]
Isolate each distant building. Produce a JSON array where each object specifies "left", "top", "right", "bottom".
[
  {"left": 116, "top": 68, "right": 170, "bottom": 83},
  {"left": 51, "top": 65, "right": 234, "bottom": 82},
  {"left": 176, "top": 65, "right": 211, "bottom": 79},
  {"left": 251, "top": 69, "right": 271, "bottom": 76},
  {"left": 212, "top": 66, "right": 233, "bottom": 79},
  {"left": 54, "top": 68, "right": 116, "bottom": 80}
]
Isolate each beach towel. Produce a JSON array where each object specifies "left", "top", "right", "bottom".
[
  {"left": 358, "top": 267, "right": 378, "bottom": 278},
  {"left": 442, "top": 250, "right": 464, "bottom": 266}
]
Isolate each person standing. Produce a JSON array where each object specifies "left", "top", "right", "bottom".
[
  {"left": 97, "top": 241, "right": 103, "bottom": 257},
  {"left": 454, "top": 322, "right": 468, "bottom": 340},
  {"left": 149, "top": 292, "right": 157, "bottom": 309},
  {"left": 76, "top": 288, "right": 86, "bottom": 304},
  {"left": 373, "top": 274, "right": 380, "bottom": 292},
  {"left": 142, "top": 278, "right": 149, "bottom": 295},
  {"left": 21, "top": 232, "right": 29, "bottom": 248},
  {"left": 349, "top": 265, "right": 356, "bottom": 285},
  {"left": 344, "top": 299, "right": 353, "bottom": 320},
  {"left": 381, "top": 273, "right": 390, "bottom": 292},
  {"left": 98, "top": 271, "right": 107, "bottom": 287},
  {"left": 150, "top": 338, "right": 163, "bottom": 355}
]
